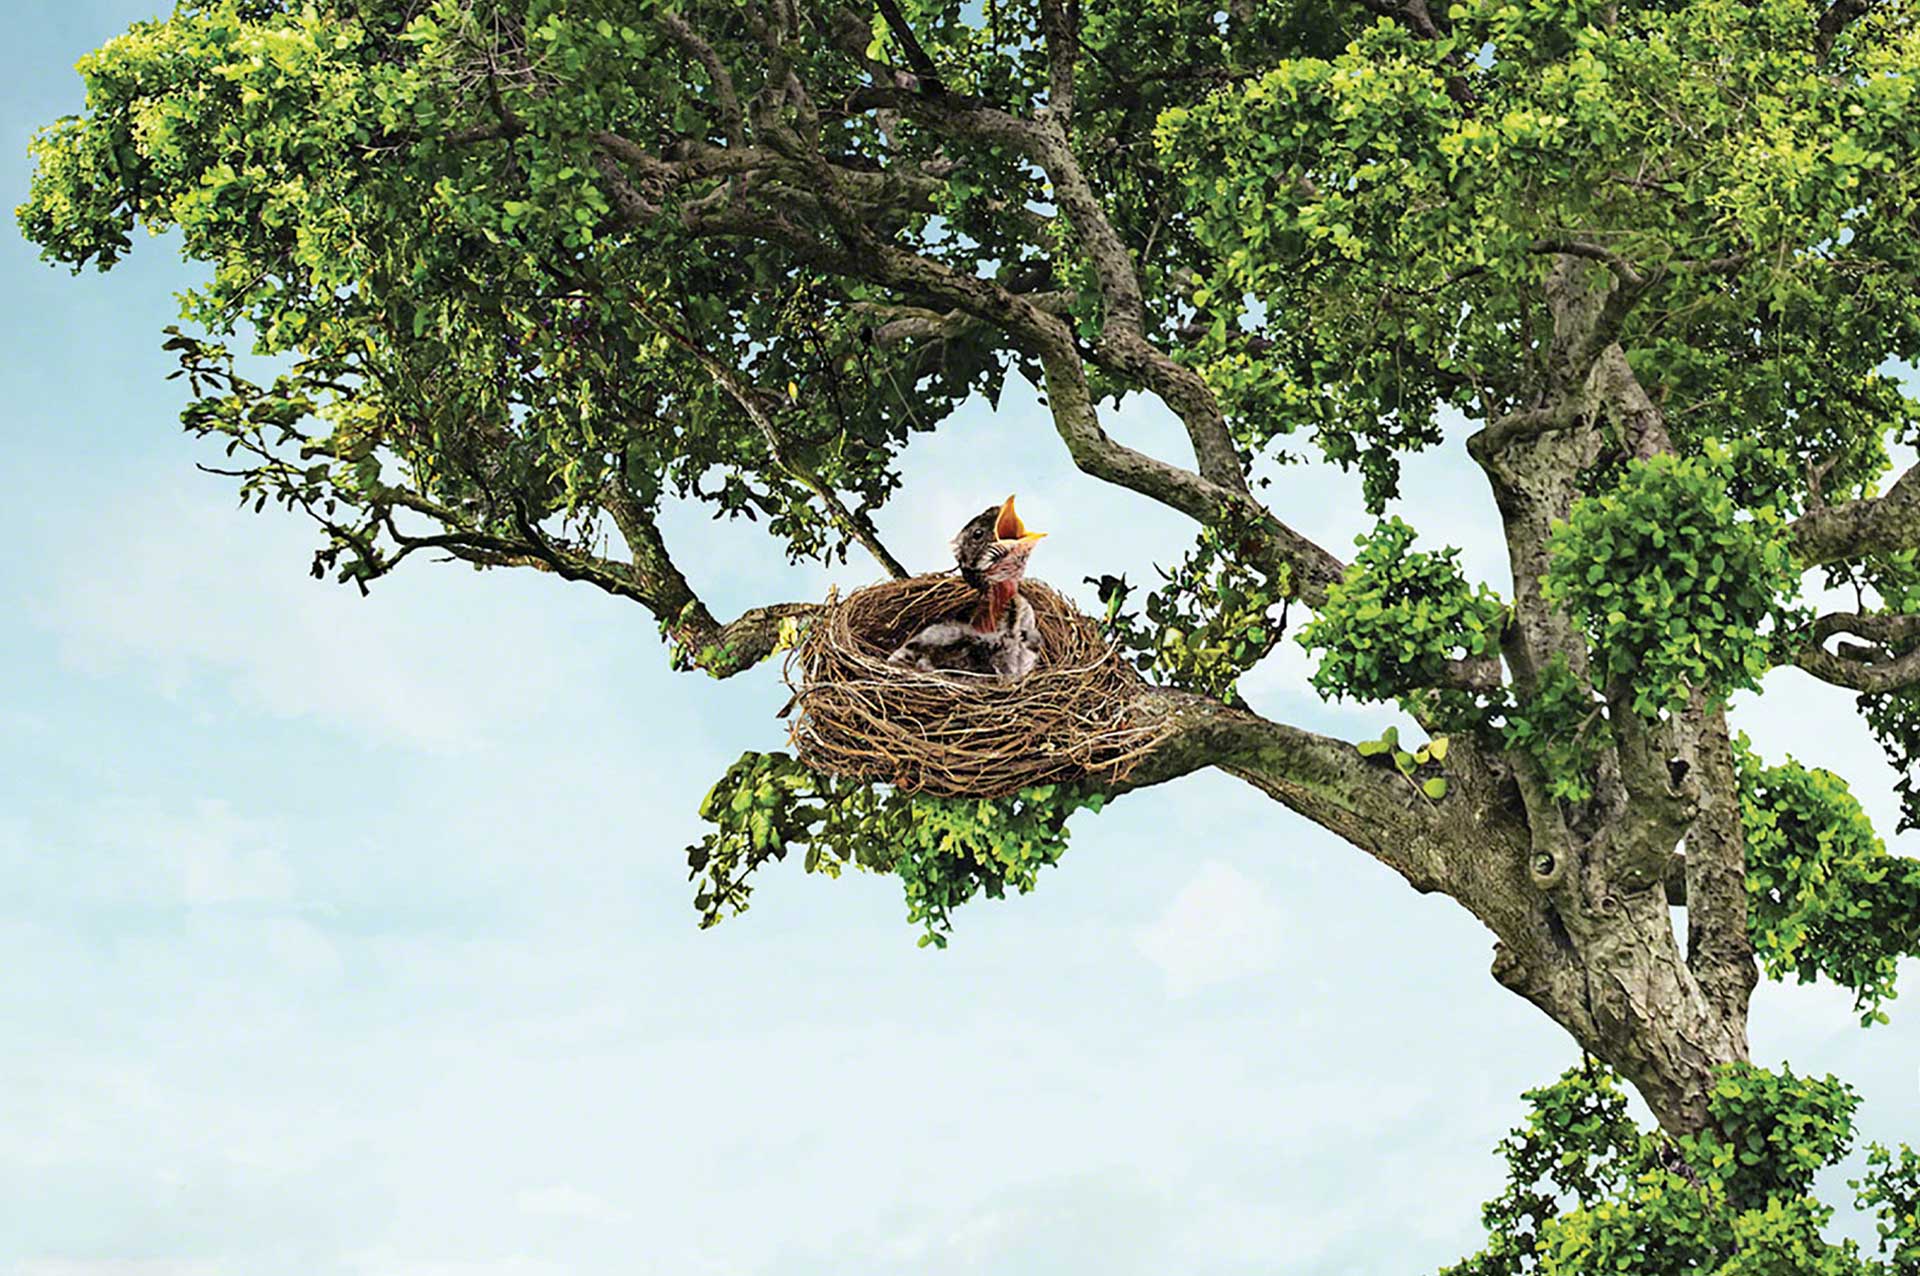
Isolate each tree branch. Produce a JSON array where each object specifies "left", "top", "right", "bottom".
[
  {"left": 1530, "top": 237, "right": 1649, "bottom": 291},
  {"left": 1038, "top": 0, "right": 1079, "bottom": 120},
  {"left": 872, "top": 0, "right": 948, "bottom": 95},
  {"left": 1589, "top": 343, "right": 1674, "bottom": 460},
  {"left": 1685, "top": 705, "right": 1759, "bottom": 1016},
  {"left": 368, "top": 480, "right": 818, "bottom": 682},
  {"left": 625, "top": 292, "right": 909, "bottom": 581},
  {"left": 1468, "top": 399, "right": 1586, "bottom": 456},
  {"left": 1789, "top": 461, "right": 1920, "bottom": 566},
  {"left": 1793, "top": 611, "right": 1920, "bottom": 693},
  {"left": 656, "top": 12, "right": 745, "bottom": 146},
  {"left": 843, "top": 83, "right": 1251, "bottom": 494},
  {"left": 1111, "top": 689, "right": 1453, "bottom": 893},
  {"left": 1815, "top": 0, "right": 1877, "bottom": 59},
  {"left": 584, "top": 96, "right": 1351, "bottom": 616},
  {"left": 598, "top": 478, "right": 820, "bottom": 677},
  {"left": 1029, "top": 337, "right": 1347, "bottom": 605}
]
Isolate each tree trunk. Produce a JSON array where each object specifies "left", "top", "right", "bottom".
[{"left": 1494, "top": 873, "right": 1751, "bottom": 1135}]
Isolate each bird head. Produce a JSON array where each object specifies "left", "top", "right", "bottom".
[{"left": 953, "top": 495, "right": 1046, "bottom": 590}]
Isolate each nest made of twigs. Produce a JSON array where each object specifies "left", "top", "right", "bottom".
[{"left": 785, "top": 575, "right": 1171, "bottom": 798}]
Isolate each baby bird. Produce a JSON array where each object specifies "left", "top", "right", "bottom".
[{"left": 890, "top": 496, "right": 1047, "bottom": 678}]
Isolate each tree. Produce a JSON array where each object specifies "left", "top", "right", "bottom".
[{"left": 19, "top": 0, "right": 1920, "bottom": 1261}]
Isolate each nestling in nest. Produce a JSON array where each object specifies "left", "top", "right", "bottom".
[{"left": 785, "top": 498, "right": 1172, "bottom": 798}]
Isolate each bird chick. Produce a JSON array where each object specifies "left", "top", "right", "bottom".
[{"left": 890, "top": 496, "right": 1047, "bottom": 678}]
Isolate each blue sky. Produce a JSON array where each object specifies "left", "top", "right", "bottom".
[{"left": 3, "top": 6, "right": 1919, "bottom": 1274}]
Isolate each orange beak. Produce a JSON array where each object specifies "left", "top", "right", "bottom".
[{"left": 994, "top": 495, "right": 1047, "bottom": 546}]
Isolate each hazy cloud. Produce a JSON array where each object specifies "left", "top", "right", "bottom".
[
  {"left": 1135, "top": 861, "right": 1289, "bottom": 996},
  {"left": 515, "top": 1185, "right": 621, "bottom": 1222},
  {"left": 33, "top": 486, "right": 584, "bottom": 753}
]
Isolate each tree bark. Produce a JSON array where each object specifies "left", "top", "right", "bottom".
[
  {"left": 1123, "top": 691, "right": 1752, "bottom": 1135},
  {"left": 1495, "top": 877, "right": 1749, "bottom": 1134}
]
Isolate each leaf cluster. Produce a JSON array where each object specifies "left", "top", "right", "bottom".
[
  {"left": 688, "top": 752, "right": 1105, "bottom": 946},
  {"left": 1546, "top": 452, "right": 1801, "bottom": 717},
  {"left": 1499, "top": 654, "right": 1611, "bottom": 803},
  {"left": 892, "top": 783, "right": 1105, "bottom": 947},
  {"left": 1096, "top": 509, "right": 1294, "bottom": 702},
  {"left": 1832, "top": 553, "right": 1920, "bottom": 834},
  {"left": 1355, "top": 725, "right": 1452, "bottom": 801},
  {"left": 1735, "top": 736, "right": 1920, "bottom": 1026},
  {"left": 16, "top": 0, "right": 991, "bottom": 580},
  {"left": 1447, "top": 1060, "right": 1920, "bottom": 1276},
  {"left": 1299, "top": 516, "right": 1506, "bottom": 705},
  {"left": 1158, "top": 0, "right": 1920, "bottom": 514}
]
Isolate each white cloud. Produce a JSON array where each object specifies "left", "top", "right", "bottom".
[
  {"left": 1134, "top": 861, "right": 1289, "bottom": 996},
  {"left": 249, "top": 917, "right": 346, "bottom": 985},
  {"left": 154, "top": 799, "right": 294, "bottom": 906},
  {"left": 341, "top": 1253, "right": 571, "bottom": 1276},
  {"left": 7, "top": 1265, "right": 225, "bottom": 1276},
  {"left": 32, "top": 485, "right": 586, "bottom": 752},
  {"left": 515, "top": 1185, "right": 620, "bottom": 1222}
]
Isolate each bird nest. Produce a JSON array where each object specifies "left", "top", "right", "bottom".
[{"left": 785, "top": 575, "right": 1171, "bottom": 799}]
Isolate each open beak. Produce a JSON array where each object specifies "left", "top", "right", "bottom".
[{"left": 994, "top": 494, "right": 1047, "bottom": 546}]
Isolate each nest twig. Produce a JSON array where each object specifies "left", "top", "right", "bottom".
[{"left": 785, "top": 575, "right": 1172, "bottom": 798}]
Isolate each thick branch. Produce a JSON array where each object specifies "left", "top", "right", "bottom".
[
  {"left": 599, "top": 479, "right": 820, "bottom": 677},
  {"left": 1793, "top": 611, "right": 1920, "bottom": 692},
  {"left": 656, "top": 12, "right": 745, "bottom": 145},
  {"left": 586, "top": 114, "right": 1348, "bottom": 624},
  {"left": 626, "top": 293, "right": 909, "bottom": 580},
  {"left": 626, "top": 147, "right": 1347, "bottom": 611},
  {"left": 1589, "top": 343, "right": 1674, "bottom": 459},
  {"left": 1685, "top": 706, "right": 1759, "bottom": 1018},
  {"left": 1540, "top": 251, "right": 1652, "bottom": 395},
  {"left": 1789, "top": 461, "right": 1920, "bottom": 566},
  {"left": 1588, "top": 351, "right": 1699, "bottom": 885},
  {"left": 1037, "top": 0, "right": 1078, "bottom": 120},
  {"left": 845, "top": 83, "right": 1250, "bottom": 493},
  {"left": 1815, "top": 0, "right": 1877, "bottom": 58},
  {"left": 1468, "top": 400, "right": 1586, "bottom": 456},
  {"left": 1531, "top": 238, "right": 1649, "bottom": 291},
  {"left": 1031, "top": 338, "right": 1347, "bottom": 605},
  {"left": 1112, "top": 689, "right": 1453, "bottom": 893}
]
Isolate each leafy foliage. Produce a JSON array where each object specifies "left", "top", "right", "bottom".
[
  {"left": 1160, "top": 0, "right": 1920, "bottom": 517},
  {"left": 1095, "top": 509, "right": 1293, "bottom": 702},
  {"left": 690, "top": 752, "right": 1103, "bottom": 946},
  {"left": 1300, "top": 517, "right": 1506, "bottom": 703},
  {"left": 1355, "top": 725, "right": 1452, "bottom": 801},
  {"left": 1861, "top": 685, "right": 1920, "bottom": 836},
  {"left": 23, "top": 11, "right": 1920, "bottom": 1260},
  {"left": 1844, "top": 553, "right": 1920, "bottom": 835},
  {"left": 1446, "top": 1060, "right": 1920, "bottom": 1276},
  {"left": 1546, "top": 453, "right": 1802, "bottom": 716},
  {"left": 17, "top": 0, "right": 993, "bottom": 587},
  {"left": 1443, "top": 1061, "right": 1643, "bottom": 1276},
  {"left": 1735, "top": 736, "right": 1920, "bottom": 1026},
  {"left": 891, "top": 784, "right": 1104, "bottom": 946},
  {"left": 1497, "top": 654, "right": 1611, "bottom": 803}
]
